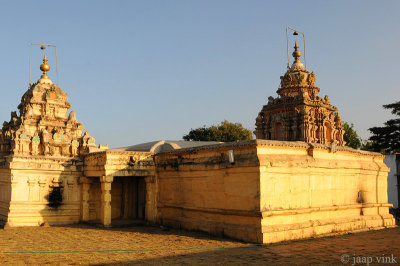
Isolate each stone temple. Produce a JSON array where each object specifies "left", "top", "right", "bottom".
[{"left": 0, "top": 44, "right": 395, "bottom": 244}]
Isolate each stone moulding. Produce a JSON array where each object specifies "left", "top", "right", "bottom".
[
  {"left": 156, "top": 139, "right": 383, "bottom": 157},
  {"left": 84, "top": 150, "right": 153, "bottom": 157},
  {"left": 260, "top": 203, "right": 393, "bottom": 217},
  {"left": 158, "top": 204, "right": 262, "bottom": 217},
  {"left": 83, "top": 150, "right": 155, "bottom": 178}
]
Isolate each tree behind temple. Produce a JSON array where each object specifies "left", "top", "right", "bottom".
[
  {"left": 343, "top": 122, "right": 362, "bottom": 149},
  {"left": 368, "top": 101, "right": 400, "bottom": 154},
  {"left": 183, "top": 120, "right": 253, "bottom": 142}
]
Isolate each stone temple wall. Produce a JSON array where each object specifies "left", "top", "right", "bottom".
[
  {"left": 155, "top": 140, "right": 395, "bottom": 244},
  {"left": 0, "top": 156, "right": 83, "bottom": 226},
  {"left": 155, "top": 142, "right": 262, "bottom": 243},
  {"left": 258, "top": 141, "right": 394, "bottom": 243}
]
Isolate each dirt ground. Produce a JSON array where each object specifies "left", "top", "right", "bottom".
[{"left": 0, "top": 224, "right": 399, "bottom": 265}]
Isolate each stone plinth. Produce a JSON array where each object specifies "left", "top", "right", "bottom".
[{"left": 0, "top": 155, "right": 83, "bottom": 227}]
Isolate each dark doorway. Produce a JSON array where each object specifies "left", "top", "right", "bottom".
[{"left": 112, "top": 176, "right": 146, "bottom": 221}]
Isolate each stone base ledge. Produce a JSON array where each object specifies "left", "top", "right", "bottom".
[
  {"left": 4, "top": 215, "right": 80, "bottom": 227},
  {"left": 159, "top": 204, "right": 261, "bottom": 217},
  {"left": 262, "top": 215, "right": 396, "bottom": 244},
  {"left": 263, "top": 215, "right": 394, "bottom": 233},
  {"left": 262, "top": 203, "right": 393, "bottom": 218}
]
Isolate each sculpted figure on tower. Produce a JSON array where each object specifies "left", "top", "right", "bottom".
[{"left": 254, "top": 41, "right": 346, "bottom": 145}]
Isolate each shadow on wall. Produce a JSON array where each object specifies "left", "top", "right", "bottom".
[{"left": 37, "top": 158, "right": 82, "bottom": 226}]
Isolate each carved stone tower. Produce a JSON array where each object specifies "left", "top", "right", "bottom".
[
  {"left": 0, "top": 53, "right": 96, "bottom": 227},
  {"left": 254, "top": 41, "right": 346, "bottom": 145},
  {"left": 0, "top": 54, "right": 96, "bottom": 157}
]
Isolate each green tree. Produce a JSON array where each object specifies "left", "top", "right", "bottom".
[
  {"left": 360, "top": 140, "right": 375, "bottom": 152},
  {"left": 183, "top": 120, "right": 253, "bottom": 142},
  {"left": 368, "top": 101, "right": 400, "bottom": 154},
  {"left": 343, "top": 122, "right": 362, "bottom": 149}
]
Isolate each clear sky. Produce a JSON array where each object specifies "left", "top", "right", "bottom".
[{"left": 0, "top": 1, "right": 399, "bottom": 148}]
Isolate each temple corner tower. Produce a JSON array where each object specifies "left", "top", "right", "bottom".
[{"left": 254, "top": 41, "right": 346, "bottom": 146}]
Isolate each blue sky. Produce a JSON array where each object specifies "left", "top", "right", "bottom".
[{"left": 0, "top": 1, "right": 399, "bottom": 147}]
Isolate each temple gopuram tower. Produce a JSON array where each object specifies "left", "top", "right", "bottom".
[{"left": 254, "top": 41, "right": 346, "bottom": 145}]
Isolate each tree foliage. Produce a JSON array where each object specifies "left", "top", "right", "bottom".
[
  {"left": 183, "top": 120, "right": 253, "bottom": 142},
  {"left": 368, "top": 101, "right": 400, "bottom": 154},
  {"left": 343, "top": 122, "right": 362, "bottom": 149}
]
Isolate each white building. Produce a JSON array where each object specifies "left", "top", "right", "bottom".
[{"left": 384, "top": 154, "right": 399, "bottom": 209}]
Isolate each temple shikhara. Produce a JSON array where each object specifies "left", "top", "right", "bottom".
[
  {"left": 254, "top": 41, "right": 346, "bottom": 145},
  {"left": 0, "top": 39, "right": 395, "bottom": 244},
  {"left": 0, "top": 54, "right": 96, "bottom": 158}
]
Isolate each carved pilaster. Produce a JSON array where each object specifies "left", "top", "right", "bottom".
[
  {"left": 80, "top": 177, "right": 93, "bottom": 222},
  {"left": 100, "top": 176, "right": 113, "bottom": 226},
  {"left": 10, "top": 175, "right": 18, "bottom": 201},
  {"left": 38, "top": 177, "right": 47, "bottom": 202},
  {"left": 309, "top": 123, "right": 316, "bottom": 142},
  {"left": 67, "top": 178, "right": 77, "bottom": 202},
  {"left": 27, "top": 177, "right": 37, "bottom": 201}
]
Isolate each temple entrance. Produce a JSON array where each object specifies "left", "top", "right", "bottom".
[
  {"left": 111, "top": 176, "right": 146, "bottom": 221},
  {"left": 85, "top": 176, "right": 147, "bottom": 225}
]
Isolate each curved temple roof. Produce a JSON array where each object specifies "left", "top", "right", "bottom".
[{"left": 110, "top": 140, "right": 222, "bottom": 153}]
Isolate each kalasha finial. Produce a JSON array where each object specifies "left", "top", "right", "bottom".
[
  {"left": 40, "top": 54, "right": 50, "bottom": 80},
  {"left": 292, "top": 41, "right": 302, "bottom": 62}
]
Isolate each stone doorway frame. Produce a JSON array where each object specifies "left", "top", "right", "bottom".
[{"left": 80, "top": 175, "right": 153, "bottom": 227}]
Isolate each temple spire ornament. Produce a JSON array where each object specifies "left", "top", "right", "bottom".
[
  {"left": 38, "top": 53, "right": 53, "bottom": 85},
  {"left": 286, "top": 27, "right": 306, "bottom": 68},
  {"left": 40, "top": 54, "right": 50, "bottom": 80},
  {"left": 29, "top": 43, "right": 59, "bottom": 86},
  {"left": 292, "top": 41, "right": 301, "bottom": 63}
]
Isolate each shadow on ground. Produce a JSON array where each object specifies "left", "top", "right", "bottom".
[
  {"left": 95, "top": 246, "right": 275, "bottom": 266},
  {"left": 96, "top": 227, "right": 400, "bottom": 266},
  {"left": 50, "top": 223, "right": 245, "bottom": 244},
  {"left": 0, "top": 225, "right": 398, "bottom": 265}
]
